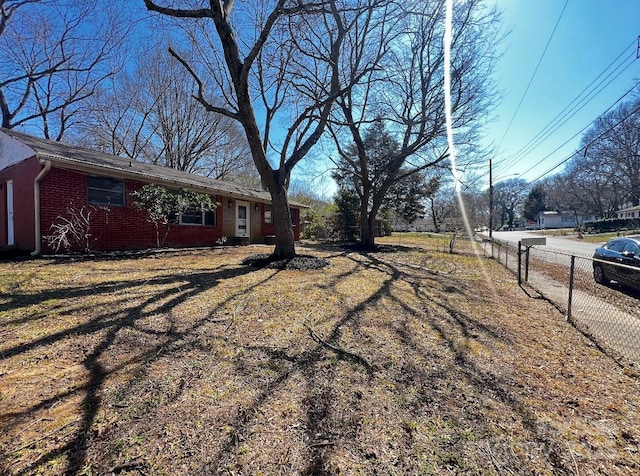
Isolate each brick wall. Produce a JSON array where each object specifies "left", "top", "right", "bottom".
[
  {"left": 259, "top": 204, "right": 301, "bottom": 240},
  {"left": 0, "top": 157, "right": 40, "bottom": 250},
  {"left": 0, "top": 159, "right": 302, "bottom": 253},
  {"left": 221, "top": 198, "right": 235, "bottom": 238},
  {"left": 39, "top": 167, "right": 224, "bottom": 253}
]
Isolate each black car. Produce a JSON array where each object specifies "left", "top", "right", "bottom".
[{"left": 592, "top": 236, "right": 640, "bottom": 290}]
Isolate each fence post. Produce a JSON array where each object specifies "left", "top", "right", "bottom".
[
  {"left": 567, "top": 255, "right": 575, "bottom": 323},
  {"left": 507, "top": 243, "right": 511, "bottom": 268},
  {"left": 518, "top": 241, "right": 522, "bottom": 285},
  {"left": 525, "top": 246, "right": 531, "bottom": 281}
]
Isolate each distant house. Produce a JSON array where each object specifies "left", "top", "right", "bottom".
[
  {"left": 536, "top": 210, "right": 595, "bottom": 229},
  {"left": 616, "top": 204, "right": 640, "bottom": 219},
  {"left": 392, "top": 216, "right": 437, "bottom": 233},
  {"left": 0, "top": 128, "right": 302, "bottom": 254},
  {"left": 392, "top": 213, "right": 463, "bottom": 233}
]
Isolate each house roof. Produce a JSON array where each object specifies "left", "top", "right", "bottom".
[
  {"left": 537, "top": 210, "right": 596, "bottom": 221},
  {"left": 0, "top": 128, "right": 302, "bottom": 206},
  {"left": 537, "top": 211, "right": 563, "bottom": 218},
  {"left": 617, "top": 205, "right": 640, "bottom": 213}
]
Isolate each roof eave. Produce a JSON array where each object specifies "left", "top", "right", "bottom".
[{"left": 38, "top": 153, "right": 277, "bottom": 203}]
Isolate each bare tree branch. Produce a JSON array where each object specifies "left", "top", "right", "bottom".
[{"left": 0, "top": 0, "right": 129, "bottom": 138}]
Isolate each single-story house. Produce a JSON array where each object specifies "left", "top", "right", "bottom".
[
  {"left": 616, "top": 204, "right": 640, "bottom": 219},
  {"left": 536, "top": 210, "right": 595, "bottom": 229},
  {"left": 392, "top": 216, "right": 436, "bottom": 233},
  {"left": 0, "top": 128, "right": 301, "bottom": 254}
]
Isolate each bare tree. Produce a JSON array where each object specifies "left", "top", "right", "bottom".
[
  {"left": 492, "top": 177, "right": 528, "bottom": 229},
  {"left": 76, "top": 74, "right": 157, "bottom": 160},
  {"left": 143, "top": 0, "right": 371, "bottom": 259},
  {"left": 427, "top": 185, "right": 454, "bottom": 234},
  {"left": 328, "top": 0, "right": 501, "bottom": 248},
  {"left": 79, "top": 50, "right": 254, "bottom": 180},
  {"left": 459, "top": 186, "right": 488, "bottom": 231},
  {"left": 581, "top": 97, "right": 640, "bottom": 208},
  {"left": 0, "top": 0, "right": 126, "bottom": 139},
  {"left": 559, "top": 153, "right": 622, "bottom": 219},
  {"left": 540, "top": 94, "right": 640, "bottom": 220}
]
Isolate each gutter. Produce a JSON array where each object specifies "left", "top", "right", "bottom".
[{"left": 30, "top": 159, "right": 52, "bottom": 257}]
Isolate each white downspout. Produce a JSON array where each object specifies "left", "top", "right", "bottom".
[{"left": 30, "top": 160, "right": 52, "bottom": 257}]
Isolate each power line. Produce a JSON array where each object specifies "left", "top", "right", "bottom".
[
  {"left": 494, "top": 40, "right": 637, "bottom": 175},
  {"left": 496, "top": 0, "right": 569, "bottom": 150},
  {"left": 527, "top": 83, "right": 640, "bottom": 184}
]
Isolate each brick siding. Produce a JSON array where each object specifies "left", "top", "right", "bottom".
[
  {"left": 39, "top": 167, "right": 224, "bottom": 253},
  {"left": 0, "top": 157, "right": 40, "bottom": 250},
  {"left": 1, "top": 158, "right": 301, "bottom": 253}
]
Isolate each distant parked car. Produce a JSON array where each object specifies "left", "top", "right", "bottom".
[{"left": 592, "top": 236, "right": 640, "bottom": 290}]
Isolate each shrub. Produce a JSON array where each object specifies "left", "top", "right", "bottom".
[{"left": 44, "top": 204, "right": 105, "bottom": 252}]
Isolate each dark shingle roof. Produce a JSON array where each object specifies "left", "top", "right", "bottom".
[{"left": 1, "top": 128, "right": 284, "bottom": 204}]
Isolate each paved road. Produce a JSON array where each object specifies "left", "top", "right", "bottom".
[
  {"left": 489, "top": 230, "right": 603, "bottom": 257},
  {"left": 485, "top": 231, "right": 640, "bottom": 363}
]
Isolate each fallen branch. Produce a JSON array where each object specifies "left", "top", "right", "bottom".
[
  {"left": 310, "top": 439, "right": 335, "bottom": 448},
  {"left": 225, "top": 300, "right": 245, "bottom": 333},
  {"left": 483, "top": 441, "right": 515, "bottom": 476},
  {"left": 303, "top": 318, "right": 373, "bottom": 372}
]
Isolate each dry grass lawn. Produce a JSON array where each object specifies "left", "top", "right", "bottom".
[{"left": 1, "top": 236, "right": 639, "bottom": 475}]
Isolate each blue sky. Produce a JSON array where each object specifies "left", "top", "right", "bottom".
[{"left": 487, "top": 0, "right": 640, "bottom": 185}]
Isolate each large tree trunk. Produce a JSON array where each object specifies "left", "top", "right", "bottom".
[
  {"left": 237, "top": 105, "right": 297, "bottom": 259},
  {"left": 271, "top": 185, "right": 296, "bottom": 259},
  {"left": 359, "top": 196, "right": 377, "bottom": 250},
  {"left": 359, "top": 214, "right": 376, "bottom": 250}
]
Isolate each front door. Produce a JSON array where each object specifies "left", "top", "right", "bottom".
[
  {"left": 235, "top": 201, "right": 250, "bottom": 238},
  {"left": 6, "top": 180, "right": 14, "bottom": 246}
]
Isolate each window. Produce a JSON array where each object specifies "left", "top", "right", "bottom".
[
  {"left": 264, "top": 205, "right": 272, "bottom": 224},
  {"left": 623, "top": 241, "right": 640, "bottom": 257},
  {"left": 88, "top": 176, "right": 125, "bottom": 206},
  {"left": 607, "top": 240, "right": 626, "bottom": 252},
  {"left": 179, "top": 207, "right": 216, "bottom": 226},
  {"left": 180, "top": 209, "right": 204, "bottom": 225}
]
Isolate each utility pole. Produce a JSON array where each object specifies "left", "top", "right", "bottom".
[{"left": 489, "top": 158, "right": 494, "bottom": 238}]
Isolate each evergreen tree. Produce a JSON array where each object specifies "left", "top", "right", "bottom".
[
  {"left": 385, "top": 172, "right": 430, "bottom": 225},
  {"left": 523, "top": 185, "right": 546, "bottom": 221},
  {"left": 333, "top": 187, "right": 360, "bottom": 242}
]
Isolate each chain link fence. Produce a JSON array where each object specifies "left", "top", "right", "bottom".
[
  {"left": 484, "top": 238, "right": 640, "bottom": 365},
  {"left": 483, "top": 238, "right": 520, "bottom": 274}
]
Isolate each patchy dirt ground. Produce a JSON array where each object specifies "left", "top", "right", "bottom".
[{"left": 0, "top": 238, "right": 639, "bottom": 475}]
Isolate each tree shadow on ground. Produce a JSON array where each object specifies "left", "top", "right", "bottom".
[
  {"left": 191, "top": 247, "right": 574, "bottom": 474},
  {"left": 298, "top": 249, "right": 573, "bottom": 474},
  {"left": 0, "top": 257, "right": 273, "bottom": 475},
  {"left": 0, "top": 245, "right": 589, "bottom": 474}
]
